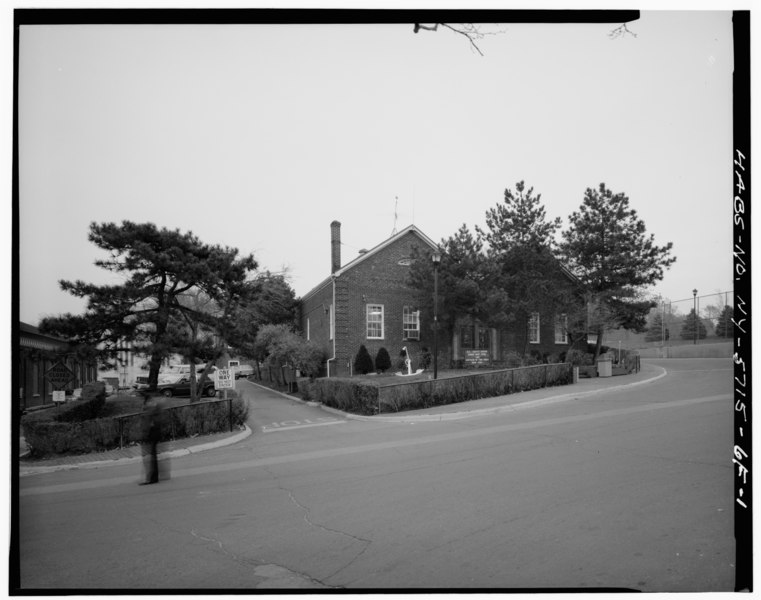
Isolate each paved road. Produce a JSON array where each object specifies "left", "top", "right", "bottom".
[{"left": 17, "top": 359, "right": 734, "bottom": 591}]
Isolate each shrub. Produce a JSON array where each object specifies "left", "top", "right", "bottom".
[
  {"left": 354, "top": 345, "right": 374, "bottom": 375},
  {"left": 377, "top": 363, "right": 573, "bottom": 413},
  {"left": 419, "top": 347, "right": 432, "bottom": 370},
  {"left": 21, "top": 395, "right": 248, "bottom": 457},
  {"left": 295, "top": 341, "right": 327, "bottom": 378},
  {"left": 54, "top": 386, "right": 107, "bottom": 423},
  {"left": 309, "top": 378, "right": 380, "bottom": 415},
  {"left": 566, "top": 349, "right": 594, "bottom": 366},
  {"left": 503, "top": 351, "right": 522, "bottom": 368},
  {"left": 375, "top": 347, "right": 392, "bottom": 373}
]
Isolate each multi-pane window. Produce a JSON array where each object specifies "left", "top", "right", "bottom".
[
  {"left": 554, "top": 314, "right": 568, "bottom": 344},
  {"left": 366, "top": 304, "right": 384, "bottom": 339},
  {"left": 528, "top": 312, "right": 541, "bottom": 344},
  {"left": 460, "top": 323, "right": 490, "bottom": 349},
  {"left": 403, "top": 306, "right": 420, "bottom": 340}
]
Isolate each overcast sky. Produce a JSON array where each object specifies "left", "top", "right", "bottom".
[{"left": 16, "top": 8, "right": 738, "bottom": 325}]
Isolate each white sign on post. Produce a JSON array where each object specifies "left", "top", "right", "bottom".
[
  {"left": 52, "top": 390, "right": 66, "bottom": 403},
  {"left": 215, "top": 368, "right": 235, "bottom": 390}
]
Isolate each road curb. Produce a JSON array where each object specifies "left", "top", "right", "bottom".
[{"left": 19, "top": 425, "right": 253, "bottom": 476}]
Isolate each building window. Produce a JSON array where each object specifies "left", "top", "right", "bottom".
[
  {"left": 555, "top": 314, "right": 568, "bottom": 344},
  {"left": 529, "top": 313, "right": 540, "bottom": 344},
  {"left": 403, "top": 306, "right": 420, "bottom": 340},
  {"left": 366, "top": 304, "right": 384, "bottom": 339}
]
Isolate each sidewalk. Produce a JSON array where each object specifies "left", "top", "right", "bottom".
[{"left": 19, "top": 363, "right": 666, "bottom": 475}]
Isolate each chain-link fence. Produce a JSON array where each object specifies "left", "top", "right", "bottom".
[{"left": 649, "top": 290, "right": 733, "bottom": 345}]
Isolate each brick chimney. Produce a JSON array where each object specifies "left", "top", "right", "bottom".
[{"left": 330, "top": 220, "right": 341, "bottom": 273}]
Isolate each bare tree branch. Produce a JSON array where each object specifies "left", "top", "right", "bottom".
[
  {"left": 414, "top": 22, "right": 503, "bottom": 56},
  {"left": 609, "top": 23, "right": 637, "bottom": 40}
]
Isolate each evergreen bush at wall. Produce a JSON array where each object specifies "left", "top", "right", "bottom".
[
  {"left": 354, "top": 345, "right": 375, "bottom": 375},
  {"left": 375, "top": 347, "right": 392, "bottom": 373}
]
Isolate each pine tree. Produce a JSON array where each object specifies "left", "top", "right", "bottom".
[
  {"left": 559, "top": 183, "right": 676, "bottom": 358},
  {"left": 679, "top": 309, "right": 707, "bottom": 340},
  {"left": 375, "top": 347, "right": 392, "bottom": 373},
  {"left": 714, "top": 305, "right": 734, "bottom": 338},
  {"left": 644, "top": 312, "right": 669, "bottom": 342},
  {"left": 406, "top": 224, "right": 489, "bottom": 336},
  {"left": 39, "top": 221, "right": 257, "bottom": 390},
  {"left": 479, "top": 181, "right": 562, "bottom": 252},
  {"left": 478, "top": 181, "right": 579, "bottom": 351},
  {"left": 354, "top": 345, "right": 375, "bottom": 375}
]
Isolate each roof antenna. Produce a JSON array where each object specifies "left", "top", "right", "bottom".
[{"left": 392, "top": 196, "right": 398, "bottom": 235}]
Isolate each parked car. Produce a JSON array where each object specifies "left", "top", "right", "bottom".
[
  {"left": 234, "top": 364, "right": 255, "bottom": 379},
  {"left": 156, "top": 376, "right": 217, "bottom": 398},
  {"left": 133, "top": 376, "right": 150, "bottom": 391}
]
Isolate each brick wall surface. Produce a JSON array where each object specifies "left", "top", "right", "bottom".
[
  {"left": 333, "top": 231, "right": 439, "bottom": 377},
  {"left": 300, "top": 280, "right": 334, "bottom": 361}
]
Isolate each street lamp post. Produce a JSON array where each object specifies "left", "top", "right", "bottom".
[
  {"left": 692, "top": 288, "right": 698, "bottom": 345},
  {"left": 432, "top": 249, "right": 441, "bottom": 379}
]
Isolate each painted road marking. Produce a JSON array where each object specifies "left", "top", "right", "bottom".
[{"left": 262, "top": 418, "right": 346, "bottom": 433}]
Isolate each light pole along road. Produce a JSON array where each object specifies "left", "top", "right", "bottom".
[{"left": 17, "top": 358, "right": 735, "bottom": 592}]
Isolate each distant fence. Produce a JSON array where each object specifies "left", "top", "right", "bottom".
[
  {"left": 637, "top": 341, "right": 733, "bottom": 359},
  {"left": 652, "top": 290, "right": 733, "bottom": 344}
]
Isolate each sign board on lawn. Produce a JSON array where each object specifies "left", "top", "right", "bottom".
[
  {"left": 52, "top": 390, "right": 66, "bottom": 403},
  {"left": 215, "top": 368, "right": 235, "bottom": 389},
  {"left": 463, "top": 350, "right": 490, "bottom": 366}
]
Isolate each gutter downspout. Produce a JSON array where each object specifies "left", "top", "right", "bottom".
[{"left": 327, "top": 276, "right": 337, "bottom": 377}]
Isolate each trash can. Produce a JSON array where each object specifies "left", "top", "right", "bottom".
[{"left": 597, "top": 359, "right": 612, "bottom": 378}]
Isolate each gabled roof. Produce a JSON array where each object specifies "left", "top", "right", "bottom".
[{"left": 301, "top": 224, "right": 438, "bottom": 302}]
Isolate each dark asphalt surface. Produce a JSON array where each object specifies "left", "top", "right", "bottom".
[{"left": 16, "top": 359, "right": 735, "bottom": 591}]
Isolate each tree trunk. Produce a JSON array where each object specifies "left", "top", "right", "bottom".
[
  {"left": 593, "top": 326, "right": 604, "bottom": 361},
  {"left": 147, "top": 353, "right": 164, "bottom": 390},
  {"left": 189, "top": 362, "right": 198, "bottom": 401}
]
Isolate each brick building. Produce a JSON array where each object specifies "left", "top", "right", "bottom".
[
  {"left": 299, "top": 222, "right": 579, "bottom": 377},
  {"left": 300, "top": 221, "right": 439, "bottom": 377}
]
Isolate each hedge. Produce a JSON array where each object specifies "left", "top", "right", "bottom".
[
  {"left": 306, "top": 363, "right": 573, "bottom": 415},
  {"left": 305, "top": 378, "right": 380, "bottom": 416},
  {"left": 21, "top": 394, "right": 249, "bottom": 458}
]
